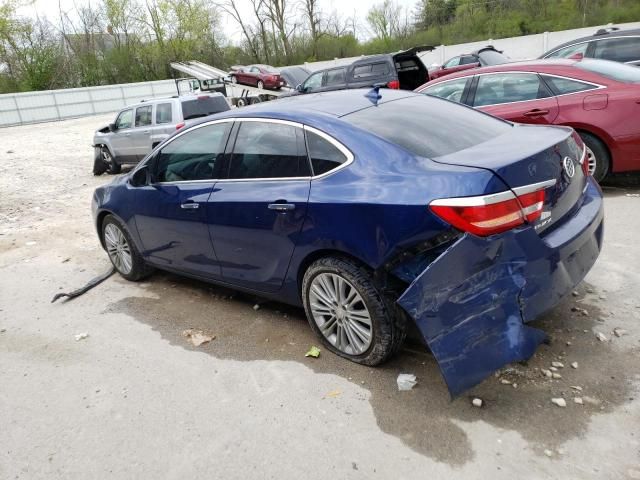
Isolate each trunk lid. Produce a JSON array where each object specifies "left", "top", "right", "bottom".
[{"left": 432, "top": 124, "right": 588, "bottom": 234}]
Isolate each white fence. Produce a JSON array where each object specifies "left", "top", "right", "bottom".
[
  {"left": 0, "top": 80, "right": 177, "bottom": 127},
  {"left": 2, "top": 21, "right": 640, "bottom": 128},
  {"left": 301, "top": 21, "right": 640, "bottom": 71}
]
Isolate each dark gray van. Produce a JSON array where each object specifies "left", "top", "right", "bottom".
[{"left": 290, "top": 46, "right": 433, "bottom": 95}]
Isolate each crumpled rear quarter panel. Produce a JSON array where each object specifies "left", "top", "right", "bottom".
[{"left": 397, "top": 180, "right": 604, "bottom": 397}]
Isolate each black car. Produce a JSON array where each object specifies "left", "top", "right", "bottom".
[
  {"left": 540, "top": 27, "right": 640, "bottom": 66},
  {"left": 290, "top": 46, "right": 433, "bottom": 95}
]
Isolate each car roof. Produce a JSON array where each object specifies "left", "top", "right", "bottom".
[
  {"left": 424, "top": 59, "right": 582, "bottom": 83},
  {"left": 122, "top": 92, "right": 224, "bottom": 110},
  {"left": 544, "top": 27, "right": 640, "bottom": 54},
  {"left": 195, "top": 88, "right": 419, "bottom": 123}
]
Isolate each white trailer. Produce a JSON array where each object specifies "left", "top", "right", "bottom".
[{"left": 170, "top": 61, "right": 292, "bottom": 107}]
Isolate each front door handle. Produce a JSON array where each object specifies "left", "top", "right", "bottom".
[
  {"left": 523, "top": 109, "right": 549, "bottom": 117},
  {"left": 268, "top": 203, "right": 295, "bottom": 212},
  {"left": 181, "top": 202, "right": 199, "bottom": 210}
]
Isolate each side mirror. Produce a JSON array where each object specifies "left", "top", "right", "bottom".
[
  {"left": 569, "top": 52, "right": 584, "bottom": 60},
  {"left": 130, "top": 165, "right": 149, "bottom": 187},
  {"left": 108, "top": 123, "right": 117, "bottom": 132},
  {"left": 296, "top": 83, "right": 304, "bottom": 92}
]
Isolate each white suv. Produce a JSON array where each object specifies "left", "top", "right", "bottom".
[{"left": 92, "top": 93, "right": 229, "bottom": 175}]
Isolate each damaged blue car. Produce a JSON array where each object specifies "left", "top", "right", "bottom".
[{"left": 92, "top": 88, "right": 603, "bottom": 396}]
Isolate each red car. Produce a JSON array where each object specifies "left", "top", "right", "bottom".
[
  {"left": 229, "top": 64, "right": 285, "bottom": 90},
  {"left": 428, "top": 46, "right": 511, "bottom": 81},
  {"left": 417, "top": 58, "right": 640, "bottom": 180}
]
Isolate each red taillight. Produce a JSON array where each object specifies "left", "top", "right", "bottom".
[
  {"left": 176, "top": 122, "right": 185, "bottom": 130},
  {"left": 430, "top": 180, "right": 555, "bottom": 237},
  {"left": 387, "top": 80, "right": 400, "bottom": 89},
  {"left": 197, "top": 95, "right": 209, "bottom": 100}
]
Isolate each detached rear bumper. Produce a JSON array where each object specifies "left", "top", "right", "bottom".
[{"left": 397, "top": 178, "right": 604, "bottom": 397}]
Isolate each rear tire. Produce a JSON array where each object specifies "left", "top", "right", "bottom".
[
  {"left": 302, "top": 256, "right": 406, "bottom": 366},
  {"left": 578, "top": 132, "right": 610, "bottom": 182},
  {"left": 101, "top": 215, "right": 153, "bottom": 281},
  {"left": 257, "top": 80, "right": 264, "bottom": 90}
]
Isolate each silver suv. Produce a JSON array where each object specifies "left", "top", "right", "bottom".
[{"left": 92, "top": 93, "right": 230, "bottom": 175}]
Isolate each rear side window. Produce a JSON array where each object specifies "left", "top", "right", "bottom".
[
  {"left": 592, "top": 37, "right": 640, "bottom": 63},
  {"left": 343, "top": 95, "right": 512, "bottom": 158},
  {"left": 325, "top": 68, "right": 346, "bottom": 86},
  {"left": 460, "top": 56, "right": 477, "bottom": 65},
  {"left": 135, "top": 105, "right": 152, "bottom": 127},
  {"left": 353, "top": 62, "right": 390, "bottom": 79},
  {"left": 473, "top": 73, "right": 550, "bottom": 107},
  {"left": 545, "top": 42, "right": 589, "bottom": 59},
  {"left": 306, "top": 130, "right": 348, "bottom": 175},
  {"left": 155, "top": 123, "right": 230, "bottom": 182},
  {"left": 422, "top": 78, "right": 470, "bottom": 104},
  {"left": 156, "top": 103, "right": 172, "bottom": 124},
  {"left": 180, "top": 96, "right": 230, "bottom": 120},
  {"left": 576, "top": 59, "right": 640, "bottom": 83},
  {"left": 228, "top": 122, "right": 310, "bottom": 179},
  {"left": 541, "top": 75, "right": 598, "bottom": 95}
]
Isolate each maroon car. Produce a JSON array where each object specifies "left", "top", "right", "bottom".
[
  {"left": 429, "top": 46, "right": 511, "bottom": 80},
  {"left": 417, "top": 58, "right": 640, "bottom": 181},
  {"left": 229, "top": 64, "right": 285, "bottom": 90}
]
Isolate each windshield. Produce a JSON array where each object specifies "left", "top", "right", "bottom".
[
  {"left": 343, "top": 95, "right": 512, "bottom": 158},
  {"left": 180, "top": 96, "right": 230, "bottom": 120},
  {"left": 576, "top": 59, "right": 640, "bottom": 83},
  {"left": 478, "top": 49, "right": 510, "bottom": 66}
]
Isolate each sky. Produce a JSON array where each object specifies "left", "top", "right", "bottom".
[{"left": 18, "top": 0, "right": 419, "bottom": 42}]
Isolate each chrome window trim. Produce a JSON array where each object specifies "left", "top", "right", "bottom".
[
  {"left": 470, "top": 71, "right": 606, "bottom": 108},
  {"left": 131, "top": 117, "right": 355, "bottom": 184},
  {"left": 512, "top": 179, "right": 557, "bottom": 196},
  {"left": 543, "top": 35, "right": 640, "bottom": 59}
]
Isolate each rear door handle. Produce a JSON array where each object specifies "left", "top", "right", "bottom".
[
  {"left": 523, "top": 109, "right": 549, "bottom": 117},
  {"left": 181, "top": 202, "right": 199, "bottom": 209},
  {"left": 268, "top": 203, "right": 295, "bottom": 212}
]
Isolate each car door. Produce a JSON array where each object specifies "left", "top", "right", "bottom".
[
  {"left": 151, "top": 101, "right": 174, "bottom": 148},
  {"left": 300, "top": 70, "right": 324, "bottom": 93},
  {"left": 130, "top": 104, "right": 153, "bottom": 159},
  {"left": 110, "top": 108, "right": 136, "bottom": 161},
  {"left": 249, "top": 66, "right": 261, "bottom": 86},
  {"left": 132, "top": 121, "right": 233, "bottom": 278},
  {"left": 206, "top": 119, "right": 311, "bottom": 292},
  {"left": 471, "top": 72, "right": 559, "bottom": 124},
  {"left": 319, "top": 67, "right": 347, "bottom": 92}
]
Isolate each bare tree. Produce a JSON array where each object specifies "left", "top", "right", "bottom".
[
  {"left": 217, "top": 0, "right": 262, "bottom": 61},
  {"left": 263, "top": 0, "right": 295, "bottom": 60}
]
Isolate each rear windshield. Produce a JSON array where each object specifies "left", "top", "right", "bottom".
[
  {"left": 342, "top": 95, "right": 512, "bottom": 158},
  {"left": 180, "top": 96, "right": 230, "bottom": 120},
  {"left": 576, "top": 59, "right": 640, "bottom": 83}
]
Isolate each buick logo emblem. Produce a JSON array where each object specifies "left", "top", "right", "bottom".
[{"left": 563, "top": 156, "right": 576, "bottom": 179}]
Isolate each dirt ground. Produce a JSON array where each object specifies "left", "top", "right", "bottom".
[{"left": 1, "top": 115, "right": 639, "bottom": 480}]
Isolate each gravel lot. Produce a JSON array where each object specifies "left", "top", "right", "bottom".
[{"left": 1, "top": 115, "right": 640, "bottom": 479}]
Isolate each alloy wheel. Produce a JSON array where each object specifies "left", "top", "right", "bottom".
[
  {"left": 104, "top": 223, "right": 133, "bottom": 275},
  {"left": 309, "top": 273, "right": 373, "bottom": 355},
  {"left": 585, "top": 145, "right": 596, "bottom": 176},
  {"left": 257, "top": 80, "right": 264, "bottom": 90}
]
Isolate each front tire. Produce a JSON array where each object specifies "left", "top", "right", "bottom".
[
  {"left": 101, "top": 215, "right": 153, "bottom": 281},
  {"left": 302, "top": 256, "right": 406, "bottom": 366},
  {"left": 579, "top": 132, "right": 610, "bottom": 182}
]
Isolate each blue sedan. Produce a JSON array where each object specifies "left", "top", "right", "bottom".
[{"left": 92, "top": 89, "right": 604, "bottom": 396}]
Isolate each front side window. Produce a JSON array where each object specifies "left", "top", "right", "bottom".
[
  {"left": 592, "top": 37, "right": 640, "bottom": 63},
  {"left": 228, "top": 122, "right": 310, "bottom": 179},
  {"left": 422, "top": 78, "right": 470, "bottom": 104},
  {"left": 154, "top": 123, "right": 230, "bottom": 182},
  {"left": 444, "top": 57, "right": 460, "bottom": 68},
  {"left": 155, "top": 103, "right": 173, "bottom": 124},
  {"left": 545, "top": 42, "right": 589, "bottom": 59},
  {"left": 135, "top": 105, "right": 152, "bottom": 127},
  {"left": 116, "top": 109, "right": 133, "bottom": 129},
  {"left": 303, "top": 72, "right": 323, "bottom": 91},
  {"left": 306, "top": 130, "right": 348, "bottom": 175},
  {"left": 473, "top": 73, "right": 550, "bottom": 107},
  {"left": 541, "top": 75, "right": 598, "bottom": 95},
  {"left": 325, "top": 68, "right": 346, "bottom": 86}
]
